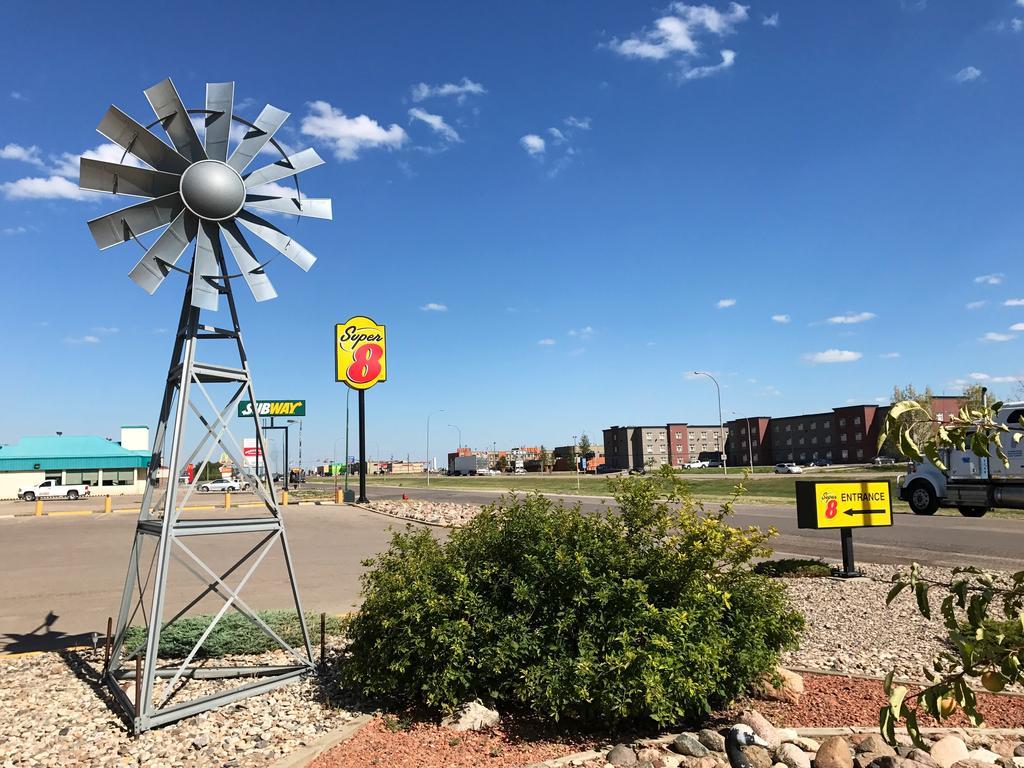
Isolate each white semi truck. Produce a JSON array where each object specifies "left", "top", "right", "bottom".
[
  {"left": 452, "top": 454, "right": 491, "bottom": 476},
  {"left": 898, "top": 402, "right": 1024, "bottom": 518}
]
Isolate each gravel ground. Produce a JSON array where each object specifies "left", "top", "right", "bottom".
[
  {"left": 365, "top": 499, "right": 482, "bottom": 527},
  {"left": 779, "top": 563, "right": 1020, "bottom": 682},
  {"left": 0, "top": 649, "right": 354, "bottom": 768}
]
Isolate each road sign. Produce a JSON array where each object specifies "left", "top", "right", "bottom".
[
  {"left": 242, "top": 438, "right": 263, "bottom": 469},
  {"left": 335, "top": 316, "right": 387, "bottom": 390},
  {"left": 796, "top": 481, "right": 893, "bottom": 529},
  {"left": 238, "top": 400, "right": 306, "bottom": 417}
]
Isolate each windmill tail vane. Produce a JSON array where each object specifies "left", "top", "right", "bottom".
[{"left": 81, "top": 77, "right": 331, "bottom": 311}]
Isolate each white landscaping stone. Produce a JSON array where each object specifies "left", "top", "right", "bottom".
[
  {"left": 440, "top": 699, "right": 500, "bottom": 732},
  {"left": 966, "top": 750, "right": 1000, "bottom": 765},
  {"left": 931, "top": 736, "right": 970, "bottom": 768}
]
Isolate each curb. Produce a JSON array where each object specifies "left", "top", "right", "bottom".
[
  {"left": 0, "top": 498, "right": 347, "bottom": 520},
  {"left": 268, "top": 713, "right": 372, "bottom": 768}
]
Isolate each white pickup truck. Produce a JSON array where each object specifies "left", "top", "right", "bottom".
[
  {"left": 898, "top": 402, "right": 1024, "bottom": 518},
  {"left": 18, "top": 479, "right": 91, "bottom": 501}
]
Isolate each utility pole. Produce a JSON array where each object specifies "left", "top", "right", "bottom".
[{"left": 693, "top": 371, "right": 727, "bottom": 475}]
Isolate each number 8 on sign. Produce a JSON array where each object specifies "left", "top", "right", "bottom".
[
  {"left": 824, "top": 499, "right": 838, "bottom": 519},
  {"left": 347, "top": 343, "right": 383, "bottom": 385}
]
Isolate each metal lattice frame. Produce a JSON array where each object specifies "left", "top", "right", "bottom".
[{"left": 80, "top": 78, "right": 329, "bottom": 733}]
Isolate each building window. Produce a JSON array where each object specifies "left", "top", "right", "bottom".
[
  {"left": 824, "top": 420, "right": 831, "bottom": 429},
  {"left": 799, "top": 438, "right": 805, "bottom": 445},
  {"left": 66, "top": 469, "right": 100, "bottom": 486},
  {"left": 811, "top": 436, "right": 817, "bottom": 445},
  {"left": 786, "top": 438, "right": 792, "bottom": 446},
  {"left": 785, "top": 424, "right": 791, "bottom": 432},
  {"left": 841, "top": 434, "right": 847, "bottom": 443},
  {"left": 103, "top": 469, "right": 135, "bottom": 486},
  {"left": 841, "top": 449, "right": 849, "bottom": 459},
  {"left": 675, "top": 432, "right": 682, "bottom": 439},
  {"left": 839, "top": 418, "right": 846, "bottom": 427},
  {"left": 857, "top": 449, "right": 864, "bottom": 458},
  {"left": 811, "top": 422, "right": 817, "bottom": 430},
  {"left": 45, "top": 472, "right": 61, "bottom": 484},
  {"left": 676, "top": 445, "right": 682, "bottom": 452},
  {"left": 798, "top": 424, "right": 804, "bottom": 431},
  {"left": 854, "top": 416, "right": 862, "bottom": 426},
  {"left": 826, "top": 435, "right": 832, "bottom": 443},
  {"left": 855, "top": 432, "right": 863, "bottom": 442}
]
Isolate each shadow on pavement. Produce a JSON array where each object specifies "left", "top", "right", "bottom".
[{"left": 2, "top": 610, "right": 98, "bottom": 653}]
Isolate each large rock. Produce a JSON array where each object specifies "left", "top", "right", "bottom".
[
  {"left": 790, "top": 738, "right": 820, "bottom": 753},
  {"left": 738, "top": 710, "right": 781, "bottom": 749},
  {"left": 698, "top": 729, "right": 726, "bottom": 753},
  {"left": 866, "top": 757, "right": 900, "bottom": 768},
  {"left": 856, "top": 754, "right": 892, "bottom": 768},
  {"left": 743, "top": 746, "right": 774, "bottom": 768},
  {"left": 968, "top": 751, "right": 1002, "bottom": 765},
  {"left": 857, "top": 736, "right": 897, "bottom": 757},
  {"left": 1016, "top": 747, "right": 1024, "bottom": 759},
  {"left": 754, "top": 668, "right": 805, "bottom": 704},
  {"left": 440, "top": 700, "right": 499, "bottom": 731},
  {"left": 671, "top": 735, "right": 710, "bottom": 758},
  {"left": 952, "top": 761, "right": 1000, "bottom": 768},
  {"left": 990, "top": 743, "right": 1021, "bottom": 760},
  {"left": 816, "top": 736, "right": 855, "bottom": 768},
  {"left": 932, "top": 738, "right": 971, "bottom": 768},
  {"left": 776, "top": 743, "right": 812, "bottom": 768},
  {"left": 608, "top": 744, "right": 639, "bottom": 767}
]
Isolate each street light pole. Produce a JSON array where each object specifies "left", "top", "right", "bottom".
[
  {"left": 693, "top": 371, "right": 727, "bottom": 475},
  {"left": 287, "top": 419, "right": 302, "bottom": 478},
  {"left": 448, "top": 424, "right": 461, "bottom": 451},
  {"left": 426, "top": 409, "right": 445, "bottom": 487}
]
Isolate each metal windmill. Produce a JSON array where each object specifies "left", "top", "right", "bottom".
[{"left": 79, "top": 78, "right": 330, "bottom": 733}]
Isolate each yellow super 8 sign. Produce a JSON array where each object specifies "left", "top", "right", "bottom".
[
  {"left": 795, "top": 481, "right": 893, "bottom": 529},
  {"left": 335, "top": 316, "right": 387, "bottom": 390}
]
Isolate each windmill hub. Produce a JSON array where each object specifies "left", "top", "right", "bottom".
[{"left": 179, "top": 160, "right": 246, "bottom": 221}]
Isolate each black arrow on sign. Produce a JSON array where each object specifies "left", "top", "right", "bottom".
[{"left": 844, "top": 508, "right": 888, "bottom": 516}]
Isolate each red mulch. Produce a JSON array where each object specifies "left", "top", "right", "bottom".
[
  {"left": 746, "top": 673, "right": 1024, "bottom": 729},
  {"left": 310, "top": 674, "right": 1024, "bottom": 768}
]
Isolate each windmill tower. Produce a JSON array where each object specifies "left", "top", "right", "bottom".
[{"left": 80, "top": 78, "right": 330, "bottom": 733}]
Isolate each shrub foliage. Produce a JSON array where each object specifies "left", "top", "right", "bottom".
[{"left": 338, "top": 470, "right": 802, "bottom": 725}]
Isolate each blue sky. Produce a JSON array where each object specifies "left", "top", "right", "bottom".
[{"left": 2, "top": 0, "right": 1023, "bottom": 465}]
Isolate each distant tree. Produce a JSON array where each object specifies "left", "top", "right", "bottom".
[
  {"left": 539, "top": 445, "right": 551, "bottom": 472},
  {"left": 496, "top": 455, "right": 509, "bottom": 473},
  {"left": 578, "top": 433, "right": 593, "bottom": 459},
  {"left": 961, "top": 384, "right": 986, "bottom": 412}
]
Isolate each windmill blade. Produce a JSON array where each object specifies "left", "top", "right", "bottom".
[
  {"left": 128, "top": 211, "right": 199, "bottom": 294},
  {"left": 79, "top": 158, "right": 181, "bottom": 199},
  {"left": 235, "top": 209, "right": 316, "bottom": 271},
  {"left": 244, "top": 195, "right": 332, "bottom": 220},
  {"left": 144, "top": 78, "right": 207, "bottom": 164},
  {"left": 243, "top": 147, "right": 324, "bottom": 189},
  {"left": 204, "top": 82, "right": 234, "bottom": 162},
  {"left": 190, "top": 221, "right": 222, "bottom": 311},
  {"left": 97, "top": 105, "right": 190, "bottom": 174},
  {"left": 227, "top": 104, "right": 289, "bottom": 174},
  {"left": 87, "top": 193, "right": 185, "bottom": 250},
  {"left": 221, "top": 220, "right": 277, "bottom": 302}
]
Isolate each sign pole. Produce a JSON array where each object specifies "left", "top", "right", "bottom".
[
  {"left": 357, "top": 389, "right": 368, "bottom": 503},
  {"left": 839, "top": 528, "right": 859, "bottom": 577},
  {"left": 344, "top": 387, "right": 351, "bottom": 496}
]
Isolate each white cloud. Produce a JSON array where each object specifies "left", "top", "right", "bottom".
[
  {"left": 10, "top": 91, "right": 27, "bottom": 101},
  {"left": 64, "top": 335, "right": 100, "bottom": 344},
  {"left": 1011, "top": 323, "right": 1024, "bottom": 331},
  {"left": 804, "top": 349, "right": 862, "bottom": 364},
  {"left": 771, "top": 314, "right": 790, "bottom": 323},
  {"left": 91, "top": 326, "right": 119, "bottom": 334},
  {"left": 568, "top": 325, "right": 594, "bottom": 339},
  {"left": 300, "top": 100, "right": 407, "bottom": 161},
  {"left": 982, "top": 332, "right": 1015, "bottom": 342},
  {"left": 681, "top": 49, "right": 737, "bottom": 80},
  {"left": 762, "top": 13, "right": 779, "bottom": 26},
  {"left": 408, "top": 108, "right": 461, "bottom": 143},
  {"left": 1012, "top": 18, "right": 1024, "bottom": 32},
  {"left": 520, "top": 134, "right": 546, "bottom": 155},
  {"left": 548, "top": 127, "right": 567, "bottom": 144},
  {"left": 0, "top": 143, "right": 45, "bottom": 167},
  {"left": 969, "top": 372, "right": 990, "bottom": 380},
  {"left": 1, "top": 226, "right": 27, "bottom": 235},
  {"left": 410, "top": 78, "right": 487, "bottom": 103},
  {"left": 1005, "top": 299, "right": 1024, "bottom": 306},
  {"left": 420, "top": 302, "right": 448, "bottom": 312},
  {"left": 1, "top": 175, "right": 97, "bottom": 201},
  {"left": 827, "top": 311, "right": 876, "bottom": 324},
  {"left": 880, "top": 352, "right": 901, "bottom": 359},
  {"left": 966, "top": 372, "right": 1019, "bottom": 384},
  {"left": 610, "top": 2, "right": 749, "bottom": 60},
  {"left": 966, "top": 300, "right": 987, "bottom": 310},
  {"left": 537, "top": 338, "right": 556, "bottom": 346},
  {"left": 954, "top": 66, "right": 982, "bottom": 83},
  {"left": 564, "top": 116, "right": 591, "bottom": 130},
  {"left": 716, "top": 298, "right": 736, "bottom": 309},
  {"left": 974, "top": 273, "right": 1004, "bottom": 285}
]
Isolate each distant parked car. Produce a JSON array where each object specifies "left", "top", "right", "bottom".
[
  {"left": 774, "top": 462, "right": 803, "bottom": 474},
  {"left": 198, "top": 478, "right": 247, "bottom": 492},
  {"left": 813, "top": 459, "right": 832, "bottom": 467},
  {"left": 596, "top": 465, "right": 623, "bottom": 474},
  {"left": 683, "top": 460, "right": 709, "bottom": 469},
  {"left": 872, "top": 456, "right": 897, "bottom": 466}
]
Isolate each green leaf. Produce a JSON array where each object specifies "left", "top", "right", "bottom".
[
  {"left": 879, "top": 704, "right": 896, "bottom": 746},
  {"left": 889, "top": 684, "right": 908, "bottom": 713},
  {"left": 915, "top": 581, "right": 931, "bottom": 619},
  {"left": 883, "top": 669, "right": 895, "bottom": 697},
  {"left": 886, "top": 582, "right": 909, "bottom": 606},
  {"left": 905, "top": 708, "right": 925, "bottom": 749}
]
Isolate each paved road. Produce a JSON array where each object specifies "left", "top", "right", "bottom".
[{"left": 1, "top": 487, "right": 1020, "bottom": 655}]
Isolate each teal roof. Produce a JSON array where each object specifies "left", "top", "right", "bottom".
[{"left": 0, "top": 436, "right": 150, "bottom": 472}]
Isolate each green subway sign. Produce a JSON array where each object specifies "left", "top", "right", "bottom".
[{"left": 238, "top": 400, "right": 306, "bottom": 418}]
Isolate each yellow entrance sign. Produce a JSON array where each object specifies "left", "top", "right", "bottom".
[{"left": 795, "top": 481, "right": 893, "bottom": 529}]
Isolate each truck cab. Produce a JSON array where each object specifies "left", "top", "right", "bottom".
[{"left": 898, "top": 402, "right": 1024, "bottom": 518}]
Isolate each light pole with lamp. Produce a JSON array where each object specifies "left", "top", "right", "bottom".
[
  {"left": 287, "top": 419, "right": 302, "bottom": 480},
  {"left": 692, "top": 371, "right": 727, "bottom": 475},
  {"left": 448, "top": 424, "right": 461, "bottom": 450},
  {"left": 426, "top": 409, "right": 445, "bottom": 487}
]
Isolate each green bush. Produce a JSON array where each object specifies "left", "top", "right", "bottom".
[
  {"left": 753, "top": 558, "right": 832, "bottom": 578},
  {"left": 123, "top": 610, "right": 344, "bottom": 658},
  {"left": 337, "top": 469, "right": 803, "bottom": 725}
]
